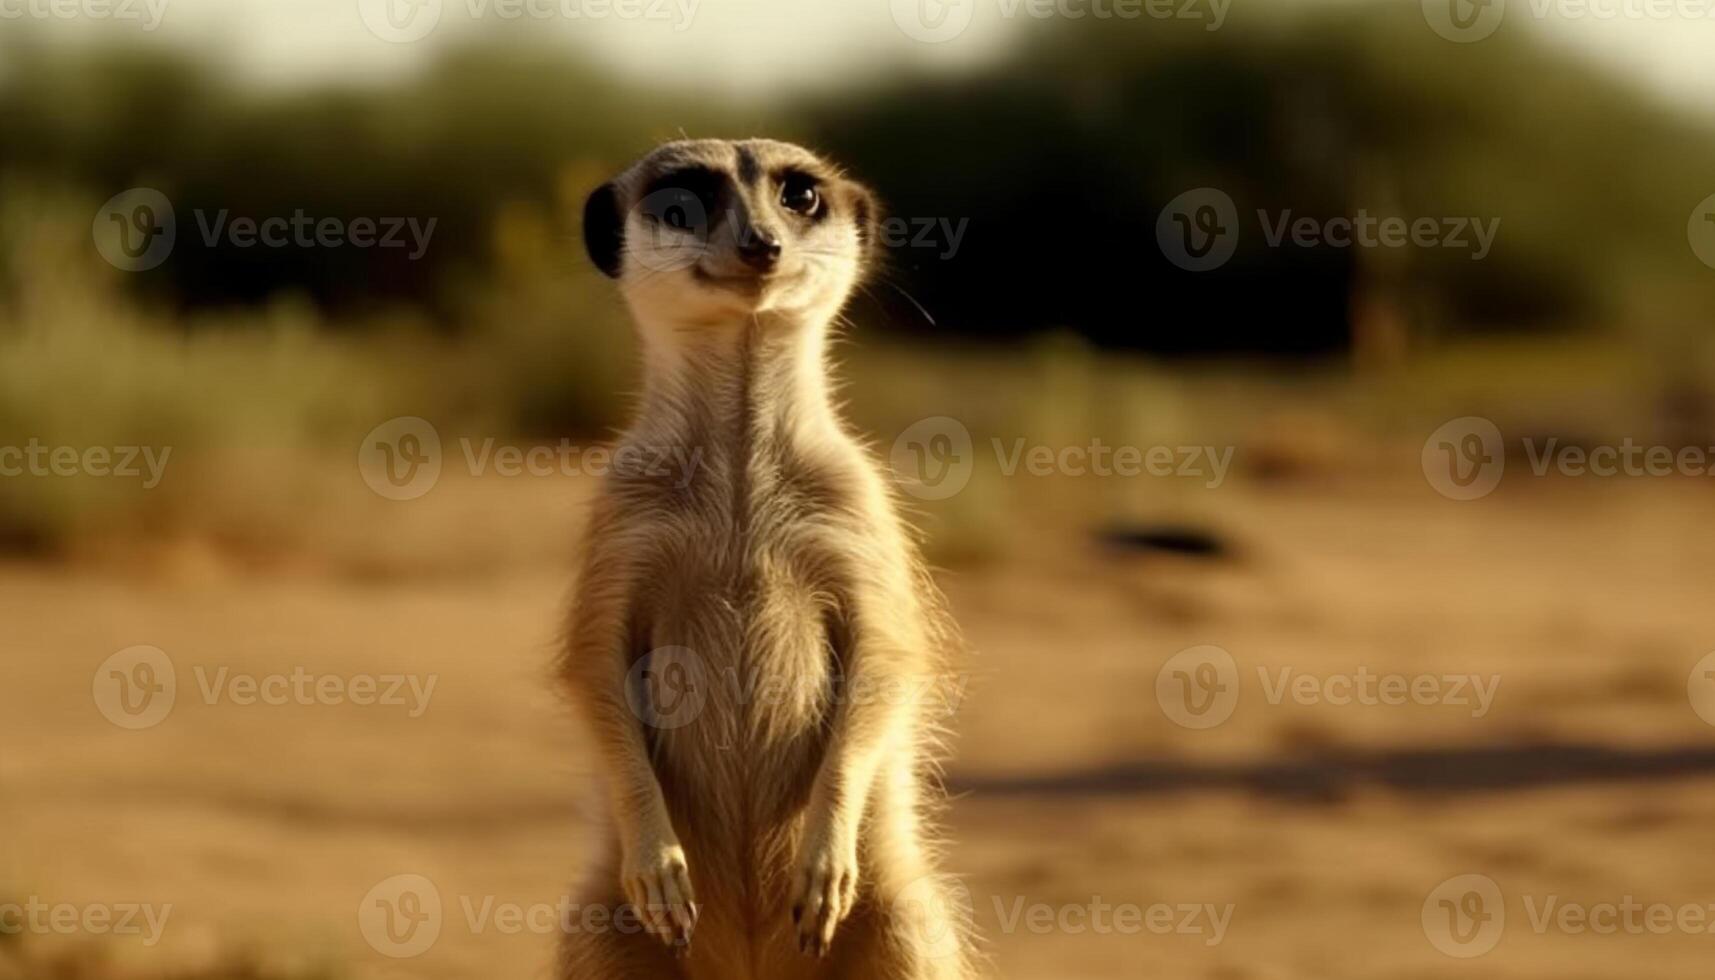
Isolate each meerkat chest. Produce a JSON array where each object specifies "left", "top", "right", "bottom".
[
  {"left": 632, "top": 500, "right": 844, "bottom": 734},
  {"left": 647, "top": 509, "right": 837, "bottom": 657},
  {"left": 616, "top": 421, "right": 869, "bottom": 737}
]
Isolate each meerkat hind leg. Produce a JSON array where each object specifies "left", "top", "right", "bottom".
[
  {"left": 558, "top": 892, "right": 687, "bottom": 980},
  {"left": 559, "top": 852, "right": 688, "bottom": 980},
  {"left": 824, "top": 896, "right": 967, "bottom": 980}
]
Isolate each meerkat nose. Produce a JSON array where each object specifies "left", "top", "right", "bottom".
[{"left": 738, "top": 229, "right": 783, "bottom": 271}]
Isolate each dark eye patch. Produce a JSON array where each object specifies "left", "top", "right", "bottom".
[{"left": 641, "top": 166, "right": 726, "bottom": 230}]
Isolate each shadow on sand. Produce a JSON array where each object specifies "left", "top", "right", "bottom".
[{"left": 951, "top": 742, "right": 1715, "bottom": 804}]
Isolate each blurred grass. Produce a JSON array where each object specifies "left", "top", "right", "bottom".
[{"left": 0, "top": 183, "right": 635, "bottom": 562}]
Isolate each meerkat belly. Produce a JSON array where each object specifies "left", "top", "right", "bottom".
[{"left": 641, "top": 544, "right": 836, "bottom": 855}]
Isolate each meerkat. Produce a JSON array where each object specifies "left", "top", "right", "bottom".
[{"left": 557, "top": 138, "right": 975, "bottom": 980}]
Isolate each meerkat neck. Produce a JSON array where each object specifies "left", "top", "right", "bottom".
[{"left": 632, "top": 309, "right": 844, "bottom": 451}]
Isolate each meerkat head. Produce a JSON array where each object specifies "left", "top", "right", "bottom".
[{"left": 583, "top": 139, "right": 879, "bottom": 327}]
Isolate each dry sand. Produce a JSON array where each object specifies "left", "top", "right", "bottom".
[{"left": 4, "top": 473, "right": 1714, "bottom": 978}]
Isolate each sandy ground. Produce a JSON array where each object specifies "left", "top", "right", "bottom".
[{"left": 4, "top": 473, "right": 1715, "bottom": 978}]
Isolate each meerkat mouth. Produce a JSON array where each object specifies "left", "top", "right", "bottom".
[{"left": 692, "top": 264, "right": 801, "bottom": 293}]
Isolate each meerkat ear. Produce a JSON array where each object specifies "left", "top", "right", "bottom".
[{"left": 583, "top": 182, "right": 624, "bottom": 279}]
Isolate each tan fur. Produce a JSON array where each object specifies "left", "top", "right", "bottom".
[{"left": 558, "top": 140, "right": 976, "bottom": 980}]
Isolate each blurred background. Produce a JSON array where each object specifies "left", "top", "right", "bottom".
[{"left": 3, "top": 0, "right": 1715, "bottom": 977}]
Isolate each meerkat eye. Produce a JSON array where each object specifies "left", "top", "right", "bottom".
[{"left": 779, "top": 174, "right": 821, "bottom": 216}]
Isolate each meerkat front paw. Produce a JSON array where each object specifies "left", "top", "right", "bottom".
[
  {"left": 622, "top": 834, "right": 698, "bottom": 953},
  {"left": 791, "top": 830, "right": 859, "bottom": 957}
]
